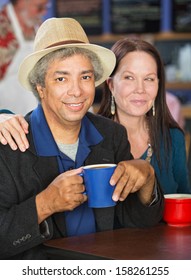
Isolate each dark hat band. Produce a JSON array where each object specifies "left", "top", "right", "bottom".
[{"left": 46, "top": 40, "right": 86, "bottom": 48}]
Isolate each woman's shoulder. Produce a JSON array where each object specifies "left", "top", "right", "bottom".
[
  {"left": 170, "top": 127, "right": 184, "bottom": 137},
  {"left": 170, "top": 128, "right": 185, "bottom": 146}
]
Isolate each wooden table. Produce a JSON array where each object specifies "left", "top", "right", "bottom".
[{"left": 44, "top": 224, "right": 191, "bottom": 260}]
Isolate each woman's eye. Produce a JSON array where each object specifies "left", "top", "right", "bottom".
[{"left": 145, "top": 77, "right": 155, "bottom": 82}]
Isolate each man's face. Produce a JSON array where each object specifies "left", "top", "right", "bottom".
[{"left": 37, "top": 53, "right": 96, "bottom": 129}]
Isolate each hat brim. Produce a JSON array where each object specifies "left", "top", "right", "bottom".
[{"left": 18, "top": 43, "right": 116, "bottom": 91}]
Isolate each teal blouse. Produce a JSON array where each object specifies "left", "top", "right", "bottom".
[
  {"left": 141, "top": 128, "right": 191, "bottom": 194},
  {"left": 0, "top": 109, "right": 13, "bottom": 114}
]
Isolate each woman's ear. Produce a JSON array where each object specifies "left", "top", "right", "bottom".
[{"left": 36, "top": 85, "right": 44, "bottom": 99}]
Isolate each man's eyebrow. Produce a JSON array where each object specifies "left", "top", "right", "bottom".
[
  {"left": 81, "top": 70, "right": 94, "bottom": 75},
  {"left": 54, "top": 71, "right": 68, "bottom": 75},
  {"left": 54, "top": 70, "right": 94, "bottom": 75}
]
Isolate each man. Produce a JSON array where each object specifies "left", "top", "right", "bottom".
[
  {"left": 0, "top": 0, "right": 48, "bottom": 114},
  {"left": 0, "top": 17, "right": 163, "bottom": 260}
]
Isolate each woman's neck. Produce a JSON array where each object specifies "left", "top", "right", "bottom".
[
  {"left": 116, "top": 114, "right": 150, "bottom": 159},
  {"left": 116, "top": 113, "right": 147, "bottom": 133}
]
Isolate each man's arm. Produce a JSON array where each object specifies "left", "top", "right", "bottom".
[{"left": 111, "top": 159, "right": 155, "bottom": 205}]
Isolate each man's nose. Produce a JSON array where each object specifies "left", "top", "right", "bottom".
[{"left": 67, "top": 80, "right": 82, "bottom": 97}]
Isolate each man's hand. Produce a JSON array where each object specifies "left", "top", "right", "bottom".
[
  {"left": 36, "top": 167, "right": 87, "bottom": 224},
  {"left": 110, "top": 159, "right": 155, "bottom": 205},
  {"left": 0, "top": 114, "right": 29, "bottom": 152}
]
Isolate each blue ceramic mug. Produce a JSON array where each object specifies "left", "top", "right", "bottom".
[{"left": 82, "top": 163, "right": 117, "bottom": 208}]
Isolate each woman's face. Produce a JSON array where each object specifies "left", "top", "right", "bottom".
[{"left": 107, "top": 51, "right": 159, "bottom": 118}]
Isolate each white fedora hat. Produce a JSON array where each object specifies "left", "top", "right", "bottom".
[{"left": 18, "top": 17, "right": 116, "bottom": 91}]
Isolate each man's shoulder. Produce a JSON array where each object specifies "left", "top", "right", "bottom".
[{"left": 86, "top": 111, "right": 125, "bottom": 130}]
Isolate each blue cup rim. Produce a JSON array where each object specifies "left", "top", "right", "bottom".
[{"left": 83, "top": 163, "right": 116, "bottom": 170}]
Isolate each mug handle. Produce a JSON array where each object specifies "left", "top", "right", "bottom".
[{"left": 78, "top": 172, "right": 86, "bottom": 195}]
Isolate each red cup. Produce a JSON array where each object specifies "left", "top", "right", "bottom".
[{"left": 163, "top": 194, "right": 191, "bottom": 227}]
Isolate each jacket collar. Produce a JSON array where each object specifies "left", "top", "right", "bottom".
[{"left": 30, "top": 104, "right": 103, "bottom": 158}]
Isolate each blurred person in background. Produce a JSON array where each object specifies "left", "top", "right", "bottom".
[
  {"left": 0, "top": 0, "right": 49, "bottom": 115},
  {"left": 166, "top": 91, "right": 185, "bottom": 130}
]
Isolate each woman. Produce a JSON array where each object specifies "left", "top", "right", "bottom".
[{"left": 98, "top": 38, "right": 190, "bottom": 194}]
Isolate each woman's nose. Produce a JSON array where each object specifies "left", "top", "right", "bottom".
[{"left": 134, "top": 79, "right": 145, "bottom": 94}]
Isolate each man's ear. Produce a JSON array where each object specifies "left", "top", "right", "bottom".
[{"left": 36, "top": 85, "right": 44, "bottom": 99}]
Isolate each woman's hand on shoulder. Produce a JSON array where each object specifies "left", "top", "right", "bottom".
[{"left": 0, "top": 114, "right": 29, "bottom": 152}]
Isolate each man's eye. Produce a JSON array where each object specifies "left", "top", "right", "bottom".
[
  {"left": 56, "top": 77, "right": 65, "bottom": 82},
  {"left": 82, "top": 75, "right": 91, "bottom": 80},
  {"left": 125, "top": 76, "right": 133, "bottom": 80}
]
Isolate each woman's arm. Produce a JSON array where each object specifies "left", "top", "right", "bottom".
[{"left": 0, "top": 113, "right": 29, "bottom": 151}]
